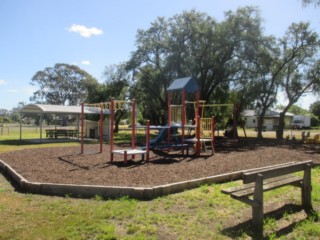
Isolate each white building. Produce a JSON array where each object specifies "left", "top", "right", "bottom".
[{"left": 241, "top": 109, "right": 294, "bottom": 130}]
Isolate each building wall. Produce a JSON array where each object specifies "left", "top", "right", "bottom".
[
  {"left": 84, "top": 119, "right": 110, "bottom": 139},
  {"left": 244, "top": 116, "right": 257, "bottom": 128},
  {"left": 243, "top": 115, "right": 293, "bottom": 130}
]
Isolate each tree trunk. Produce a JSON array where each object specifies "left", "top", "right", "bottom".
[
  {"left": 113, "top": 110, "right": 126, "bottom": 133},
  {"left": 276, "top": 112, "right": 286, "bottom": 140},
  {"left": 257, "top": 115, "right": 264, "bottom": 139}
]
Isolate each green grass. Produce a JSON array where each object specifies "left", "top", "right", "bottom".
[
  {"left": 1, "top": 129, "right": 320, "bottom": 239},
  {"left": 0, "top": 126, "right": 79, "bottom": 153},
  {"left": 1, "top": 168, "right": 319, "bottom": 239}
]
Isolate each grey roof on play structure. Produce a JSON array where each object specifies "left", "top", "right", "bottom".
[
  {"left": 20, "top": 104, "right": 110, "bottom": 115},
  {"left": 167, "top": 76, "right": 199, "bottom": 92}
]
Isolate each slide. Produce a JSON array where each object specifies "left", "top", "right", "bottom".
[
  {"left": 149, "top": 127, "right": 169, "bottom": 146},
  {"left": 142, "top": 126, "right": 179, "bottom": 149}
]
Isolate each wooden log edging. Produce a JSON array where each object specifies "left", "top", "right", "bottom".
[{"left": 1, "top": 159, "right": 318, "bottom": 200}]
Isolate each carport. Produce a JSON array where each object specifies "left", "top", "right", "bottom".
[{"left": 19, "top": 104, "right": 109, "bottom": 142}]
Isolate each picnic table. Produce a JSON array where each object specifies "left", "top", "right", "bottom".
[{"left": 46, "top": 129, "right": 78, "bottom": 139}]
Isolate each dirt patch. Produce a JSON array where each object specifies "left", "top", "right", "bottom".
[{"left": 1, "top": 137, "right": 320, "bottom": 187}]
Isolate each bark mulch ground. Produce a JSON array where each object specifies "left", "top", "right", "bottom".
[{"left": 1, "top": 137, "right": 320, "bottom": 188}]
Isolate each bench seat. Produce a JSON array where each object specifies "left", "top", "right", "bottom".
[
  {"left": 221, "top": 160, "right": 313, "bottom": 234},
  {"left": 222, "top": 175, "right": 303, "bottom": 199},
  {"left": 111, "top": 149, "right": 146, "bottom": 164}
]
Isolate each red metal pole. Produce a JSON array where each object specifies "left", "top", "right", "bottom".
[
  {"left": 212, "top": 116, "right": 215, "bottom": 154},
  {"left": 167, "top": 92, "right": 171, "bottom": 145},
  {"left": 196, "top": 115, "right": 201, "bottom": 156},
  {"left": 196, "top": 90, "right": 200, "bottom": 122},
  {"left": 100, "top": 103, "right": 103, "bottom": 153},
  {"left": 81, "top": 103, "right": 84, "bottom": 154},
  {"left": 131, "top": 99, "right": 136, "bottom": 160},
  {"left": 182, "top": 89, "right": 186, "bottom": 154},
  {"left": 131, "top": 99, "right": 136, "bottom": 149},
  {"left": 110, "top": 98, "right": 114, "bottom": 162},
  {"left": 146, "top": 120, "right": 150, "bottom": 162}
]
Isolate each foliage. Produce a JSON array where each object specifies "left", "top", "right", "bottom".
[
  {"left": 276, "top": 22, "right": 320, "bottom": 139},
  {"left": 0, "top": 116, "right": 12, "bottom": 124},
  {"left": 287, "top": 105, "right": 310, "bottom": 115},
  {"left": 25, "top": 8, "right": 320, "bottom": 140},
  {"left": 127, "top": 7, "right": 266, "bottom": 125},
  {"left": 248, "top": 35, "right": 281, "bottom": 138},
  {"left": 310, "top": 116, "right": 320, "bottom": 127},
  {"left": 302, "top": 0, "right": 320, "bottom": 7},
  {"left": 310, "top": 101, "right": 320, "bottom": 119},
  {"left": 30, "top": 63, "right": 99, "bottom": 106}
]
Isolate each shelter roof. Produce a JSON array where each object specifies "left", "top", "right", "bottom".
[
  {"left": 20, "top": 104, "right": 110, "bottom": 115},
  {"left": 241, "top": 109, "right": 294, "bottom": 117},
  {"left": 167, "top": 76, "right": 199, "bottom": 92}
]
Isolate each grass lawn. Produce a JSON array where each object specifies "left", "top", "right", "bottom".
[
  {"left": 0, "top": 127, "right": 320, "bottom": 239},
  {"left": 0, "top": 125, "right": 81, "bottom": 153}
]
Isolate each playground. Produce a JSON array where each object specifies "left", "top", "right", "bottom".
[
  {"left": 1, "top": 137, "right": 320, "bottom": 188},
  {"left": 1, "top": 76, "right": 320, "bottom": 192},
  {"left": 1, "top": 76, "right": 320, "bottom": 239}
]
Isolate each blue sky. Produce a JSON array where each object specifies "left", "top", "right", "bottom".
[{"left": 0, "top": 0, "right": 319, "bottom": 110}]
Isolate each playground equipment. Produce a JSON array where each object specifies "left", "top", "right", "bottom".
[
  {"left": 80, "top": 77, "right": 241, "bottom": 163},
  {"left": 81, "top": 98, "right": 148, "bottom": 164},
  {"left": 166, "top": 76, "right": 238, "bottom": 156},
  {"left": 302, "top": 131, "right": 320, "bottom": 144}
]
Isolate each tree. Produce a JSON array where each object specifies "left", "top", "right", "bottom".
[
  {"left": 302, "top": 0, "right": 320, "bottom": 7},
  {"left": 310, "top": 101, "right": 320, "bottom": 119},
  {"left": 127, "top": 16, "right": 170, "bottom": 125},
  {"left": 104, "top": 64, "right": 131, "bottom": 132},
  {"left": 277, "top": 104, "right": 310, "bottom": 116},
  {"left": 276, "top": 23, "right": 320, "bottom": 139},
  {"left": 30, "top": 63, "right": 98, "bottom": 106},
  {"left": 84, "top": 63, "right": 130, "bottom": 132},
  {"left": 128, "top": 7, "right": 266, "bottom": 124},
  {"left": 10, "top": 101, "right": 26, "bottom": 122},
  {"left": 242, "top": 35, "right": 282, "bottom": 138}
]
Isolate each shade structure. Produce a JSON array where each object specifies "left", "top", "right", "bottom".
[
  {"left": 167, "top": 76, "right": 199, "bottom": 93},
  {"left": 19, "top": 104, "right": 110, "bottom": 142},
  {"left": 20, "top": 104, "right": 110, "bottom": 115}
]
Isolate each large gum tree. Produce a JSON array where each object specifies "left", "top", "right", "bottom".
[
  {"left": 30, "top": 63, "right": 98, "bottom": 106},
  {"left": 127, "top": 7, "right": 266, "bottom": 124}
]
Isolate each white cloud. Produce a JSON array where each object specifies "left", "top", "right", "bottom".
[
  {"left": 0, "top": 80, "right": 6, "bottom": 85},
  {"left": 23, "top": 86, "right": 37, "bottom": 95},
  {"left": 81, "top": 60, "right": 90, "bottom": 65},
  {"left": 67, "top": 24, "right": 103, "bottom": 38},
  {"left": 8, "top": 89, "right": 18, "bottom": 93}
]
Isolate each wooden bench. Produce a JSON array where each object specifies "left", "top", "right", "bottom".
[{"left": 221, "top": 160, "right": 313, "bottom": 232}]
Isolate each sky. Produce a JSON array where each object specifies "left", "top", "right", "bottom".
[{"left": 0, "top": 0, "right": 319, "bottom": 110}]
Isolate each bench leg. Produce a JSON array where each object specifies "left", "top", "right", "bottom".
[
  {"left": 252, "top": 174, "right": 264, "bottom": 233},
  {"left": 124, "top": 151, "right": 127, "bottom": 165},
  {"left": 302, "top": 164, "right": 312, "bottom": 213}
]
